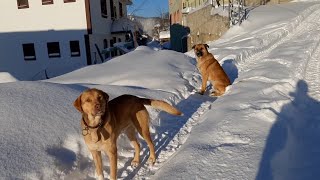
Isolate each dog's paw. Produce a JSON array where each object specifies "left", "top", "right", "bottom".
[
  {"left": 131, "top": 160, "right": 140, "bottom": 167},
  {"left": 197, "top": 90, "right": 204, "bottom": 95},
  {"left": 148, "top": 157, "right": 156, "bottom": 166},
  {"left": 210, "top": 91, "right": 222, "bottom": 97},
  {"left": 96, "top": 174, "right": 104, "bottom": 180}
]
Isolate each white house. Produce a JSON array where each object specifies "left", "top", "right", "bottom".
[{"left": 0, "top": 0, "right": 132, "bottom": 80}]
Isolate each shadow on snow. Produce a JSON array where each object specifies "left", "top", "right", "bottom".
[{"left": 256, "top": 80, "right": 320, "bottom": 180}]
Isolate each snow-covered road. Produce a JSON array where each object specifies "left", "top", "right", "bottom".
[{"left": 149, "top": 2, "right": 320, "bottom": 180}]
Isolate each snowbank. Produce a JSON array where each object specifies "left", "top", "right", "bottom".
[
  {"left": 0, "top": 46, "right": 199, "bottom": 179},
  {"left": 0, "top": 72, "right": 17, "bottom": 83}
]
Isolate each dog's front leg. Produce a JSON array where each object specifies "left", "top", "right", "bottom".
[
  {"left": 199, "top": 73, "right": 208, "bottom": 95},
  {"left": 90, "top": 150, "right": 104, "bottom": 180},
  {"left": 106, "top": 144, "right": 118, "bottom": 180}
]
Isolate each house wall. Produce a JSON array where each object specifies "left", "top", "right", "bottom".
[
  {"left": 0, "top": 0, "right": 87, "bottom": 32},
  {"left": 0, "top": 0, "right": 131, "bottom": 79},
  {"left": 0, "top": 30, "right": 88, "bottom": 80},
  {"left": 0, "top": 0, "right": 88, "bottom": 80},
  {"left": 87, "top": 0, "right": 129, "bottom": 64},
  {"left": 186, "top": 5, "right": 229, "bottom": 50},
  {"left": 169, "top": 0, "right": 182, "bottom": 24},
  {"left": 182, "top": 0, "right": 207, "bottom": 8},
  {"left": 170, "top": 0, "right": 229, "bottom": 52}
]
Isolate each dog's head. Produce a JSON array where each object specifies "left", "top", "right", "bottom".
[
  {"left": 192, "top": 44, "right": 209, "bottom": 58},
  {"left": 73, "top": 88, "right": 109, "bottom": 117}
]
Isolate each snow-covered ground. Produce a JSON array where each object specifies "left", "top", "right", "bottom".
[{"left": 1, "top": 1, "right": 320, "bottom": 180}]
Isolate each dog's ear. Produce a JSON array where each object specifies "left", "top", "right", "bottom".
[
  {"left": 101, "top": 91, "right": 109, "bottom": 102},
  {"left": 205, "top": 44, "right": 209, "bottom": 49},
  {"left": 73, "top": 95, "right": 83, "bottom": 113},
  {"left": 192, "top": 45, "right": 196, "bottom": 49}
]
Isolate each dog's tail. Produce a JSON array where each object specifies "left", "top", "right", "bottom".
[{"left": 140, "top": 98, "right": 182, "bottom": 116}]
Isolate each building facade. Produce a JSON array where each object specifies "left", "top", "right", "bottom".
[
  {"left": 0, "top": 0, "right": 132, "bottom": 80},
  {"left": 169, "top": 0, "right": 182, "bottom": 25},
  {"left": 169, "top": 0, "right": 229, "bottom": 52},
  {"left": 182, "top": 0, "right": 208, "bottom": 9}
]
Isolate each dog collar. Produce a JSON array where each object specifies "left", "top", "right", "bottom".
[
  {"left": 82, "top": 117, "right": 105, "bottom": 136},
  {"left": 82, "top": 117, "right": 104, "bottom": 129}
]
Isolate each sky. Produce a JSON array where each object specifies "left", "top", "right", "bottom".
[
  {"left": 127, "top": 0, "right": 169, "bottom": 17},
  {"left": 2, "top": 1, "right": 320, "bottom": 179}
]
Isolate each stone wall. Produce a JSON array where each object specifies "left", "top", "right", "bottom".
[
  {"left": 184, "top": 5, "right": 229, "bottom": 51},
  {"left": 170, "top": 0, "right": 289, "bottom": 52}
]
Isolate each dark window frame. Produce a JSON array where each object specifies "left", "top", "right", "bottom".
[
  {"left": 47, "top": 42, "right": 61, "bottom": 58},
  {"left": 103, "top": 39, "right": 110, "bottom": 59},
  {"left": 22, "top": 43, "right": 36, "bottom": 61},
  {"left": 110, "top": 39, "right": 115, "bottom": 57},
  {"left": 113, "top": 37, "right": 118, "bottom": 56},
  {"left": 42, "top": 0, "right": 53, "bottom": 5},
  {"left": 17, "top": 0, "right": 29, "bottom": 9},
  {"left": 110, "top": 0, "right": 115, "bottom": 20},
  {"left": 119, "top": 2, "right": 123, "bottom": 17},
  {"left": 101, "top": 0, "right": 108, "bottom": 18},
  {"left": 70, "top": 41, "right": 81, "bottom": 57},
  {"left": 64, "top": 0, "right": 76, "bottom": 3},
  {"left": 118, "top": 38, "right": 123, "bottom": 55}
]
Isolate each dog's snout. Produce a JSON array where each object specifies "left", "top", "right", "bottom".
[
  {"left": 196, "top": 51, "right": 203, "bottom": 57},
  {"left": 95, "top": 103, "right": 101, "bottom": 110}
]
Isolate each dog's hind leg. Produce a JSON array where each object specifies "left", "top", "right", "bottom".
[
  {"left": 211, "top": 83, "right": 226, "bottom": 96},
  {"left": 90, "top": 150, "right": 104, "bottom": 180},
  {"left": 125, "top": 126, "right": 141, "bottom": 167},
  {"left": 131, "top": 109, "right": 156, "bottom": 165}
]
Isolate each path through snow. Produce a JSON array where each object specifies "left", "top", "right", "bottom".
[{"left": 143, "top": 3, "right": 320, "bottom": 180}]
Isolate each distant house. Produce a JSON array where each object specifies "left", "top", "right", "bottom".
[
  {"left": 159, "top": 31, "right": 170, "bottom": 43},
  {"left": 169, "top": 0, "right": 182, "bottom": 25},
  {"left": 0, "top": 0, "right": 132, "bottom": 80}
]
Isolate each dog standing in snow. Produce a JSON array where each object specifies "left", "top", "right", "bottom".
[
  {"left": 73, "top": 88, "right": 181, "bottom": 180},
  {"left": 192, "top": 44, "right": 231, "bottom": 96}
]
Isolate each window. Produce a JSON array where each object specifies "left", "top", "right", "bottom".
[
  {"left": 17, "top": 0, "right": 29, "bottom": 9},
  {"left": 103, "top": 39, "right": 109, "bottom": 59},
  {"left": 64, "top": 0, "right": 75, "bottom": 3},
  {"left": 101, "top": 0, "right": 107, "bottom": 18},
  {"left": 42, "top": 0, "right": 53, "bottom": 5},
  {"left": 110, "top": 39, "right": 115, "bottom": 57},
  {"left": 113, "top": 37, "right": 117, "bottom": 56},
  {"left": 119, "top": 2, "right": 123, "bottom": 17},
  {"left": 47, "top": 42, "right": 61, "bottom": 58},
  {"left": 118, "top": 38, "right": 123, "bottom": 55},
  {"left": 110, "top": 0, "right": 115, "bottom": 20},
  {"left": 70, "top": 41, "right": 80, "bottom": 57},
  {"left": 22, "top": 43, "right": 36, "bottom": 61}
]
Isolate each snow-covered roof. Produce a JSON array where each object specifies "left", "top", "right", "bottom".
[
  {"left": 0, "top": 72, "right": 17, "bottom": 83},
  {"left": 159, "top": 31, "right": 170, "bottom": 39},
  {"left": 111, "top": 17, "right": 136, "bottom": 33},
  {"left": 182, "top": 0, "right": 228, "bottom": 17}
]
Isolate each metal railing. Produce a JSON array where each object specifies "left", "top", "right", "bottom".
[{"left": 228, "top": 0, "right": 248, "bottom": 25}]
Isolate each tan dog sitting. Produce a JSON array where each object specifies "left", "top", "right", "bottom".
[
  {"left": 73, "top": 88, "right": 181, "bottom": 180},
  {"left": 192, "top": 44, "right": 231, "bottom": 96}
]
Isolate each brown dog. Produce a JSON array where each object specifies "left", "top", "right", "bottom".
[
  {"left": 192, "top": 44, "right": 231, "bottom": 96},
  {"left": 73, "top": 88, "right": 181, "bottom": 180}
]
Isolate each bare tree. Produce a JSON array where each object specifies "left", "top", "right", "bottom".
[
  {"left": 152, "top": 7, "right": 170, "bottom": 40},
  {"left": 128, "top": 0, "right": 149, "bottom": 16}
]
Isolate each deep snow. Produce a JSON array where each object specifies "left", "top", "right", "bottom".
[{"left": 1, "top": 1, "right": 320, "bottom": 180}]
